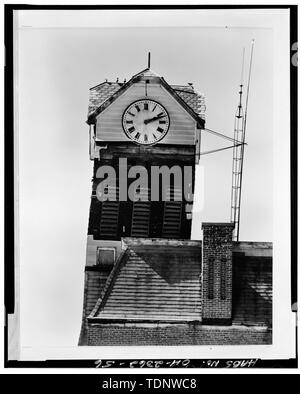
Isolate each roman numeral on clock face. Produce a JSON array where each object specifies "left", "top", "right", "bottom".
[{"left": 123, "top": 100, "right": 169, "bottom": 145}]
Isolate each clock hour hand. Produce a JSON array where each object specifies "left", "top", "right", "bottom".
[{"left": 144, "top": 114, "right": 166, "bottom": 125}]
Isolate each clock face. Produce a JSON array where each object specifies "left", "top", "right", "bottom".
[{"left": 122, "top": 99, "right": 170, "bottom": 145}]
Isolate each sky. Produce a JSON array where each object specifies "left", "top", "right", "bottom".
[{"left": 16, "top": 11, "right": 274, "bottom": 350}]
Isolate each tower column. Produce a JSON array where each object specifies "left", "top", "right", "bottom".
[{"left": 201, "top": 222, "right": 234, "bottom": 325}]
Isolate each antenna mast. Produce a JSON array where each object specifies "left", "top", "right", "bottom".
[{"left": 230, "top": 40, "right": 254, "bottom": 241}]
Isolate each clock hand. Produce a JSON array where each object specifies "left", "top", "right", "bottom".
[{"left": 144, "top": 114, "right": 166, "bottom": 125}]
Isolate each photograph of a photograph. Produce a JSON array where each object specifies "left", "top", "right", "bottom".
[
  {"left": 78, "top": 43, "right": 272, "bottom": 347},
  {"left": 5, "top": 6, "right": 296, "bottom": 367}
]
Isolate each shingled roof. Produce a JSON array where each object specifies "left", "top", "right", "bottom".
[
  {"left": 232, "top": 242, "right": 272, "bottom": 327},
  {"left": 88, "top": 239, "right": 272, "bottom": 326},
  {"left": 87, "top": 68, "right": 206, "bottom": 124},
  {"left": 89, "top": 239, "right": 202, "bottom": 322}
]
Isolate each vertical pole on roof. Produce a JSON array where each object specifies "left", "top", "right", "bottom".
[
  {"left": 231, "top": 48, "right": 245, "bottom": 242},
  {"left": 235, "top": 39, "right": 254, "bottom": 242},
  {"left": 231, "top": 40, "right": 255, "bottom": 242},
  {"left": 148, "top": 52, "right": 151, "bottom": 68}
]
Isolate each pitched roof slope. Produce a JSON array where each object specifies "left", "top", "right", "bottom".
[
  {"left": 87, "top": 71, "right": 206, "bottom": 121},
  {"left": 232, "top": 243, "right": 272, "bottom": 327},
  {"left": 88, "top": 82, "right": 122, "bottom": 117},
  {"left": 174, "top": 86, "right": 206, "bottom": 120},
  {"left": 91, "top": 239, "right": 202, "bottom": 322}
]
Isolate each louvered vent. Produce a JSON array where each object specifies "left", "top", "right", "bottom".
[
  {"left": 99, "top": 186, "right": 119, "bottom": 238},
  {"left": 131, "top": 188, "right": 150, "bottom": 237},
  {"left": 162, "top": 188, "right": 182, "bottom": 238}
]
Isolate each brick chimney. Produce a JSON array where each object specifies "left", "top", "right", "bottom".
[{"left": 201, "top": 222, "right": 235, "bottom": 325}]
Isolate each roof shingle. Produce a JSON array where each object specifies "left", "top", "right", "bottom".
[
  {"left": 91, "top": 239, "right": 202, "bottom": 322},
  {"left": 89, "top": 239, "right": 272, "bottom": 327},
  {"left": 87, "top": 80, "right": 206, "bottom": 121}
]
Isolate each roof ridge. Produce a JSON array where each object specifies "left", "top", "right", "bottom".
[
  {"left": 132, "top": 67, "right": 160, "bottom": 78},
  {"left": 173, "top": 87, "right": 197, "bottom": 95},
  {"left": 89, "top": 81, "right": 124, "bottom": 90},
  {"left": 88, "top": 248, "right": 130, "bottom": 318},
  {"left": 192, "top": 87, "right": 205, "bottom": 98},
  {"left": 89, "top": 81, "right": 107, "bottom": 90},
  {"left": 171, "top": 84, "right": 205, "bottom": 97},
  {"left": 87, "top": 74, "right": 205, "bottom": 127},
  {"left": 160, "top": 77, "right": 205, "bottom": 127},
  {"left": 90, "top": 243, "right": 203, "bottom": 322}
]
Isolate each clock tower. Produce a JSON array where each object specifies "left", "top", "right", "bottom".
[{"left": 79, "top": 65, "right": 206, "bottom": 345}]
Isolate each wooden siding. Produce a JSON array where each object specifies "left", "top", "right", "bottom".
[{"left": 95, "top": 83, "right": 197, "bottom": 145}]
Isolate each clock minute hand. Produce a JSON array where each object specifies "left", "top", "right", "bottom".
[{"left": 144, "top": 114, "right": 166, "bottom": 125}]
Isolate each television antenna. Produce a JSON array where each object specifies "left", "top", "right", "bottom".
[{"left": 231, "top": 40, "right": 255, "bottom": 241}]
